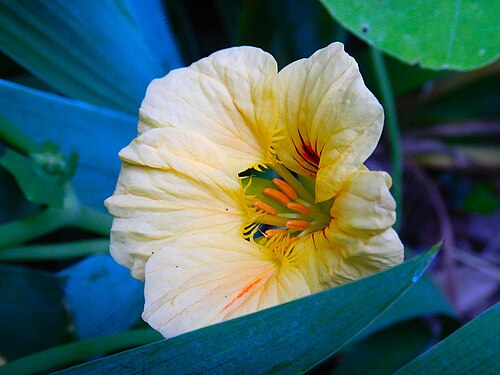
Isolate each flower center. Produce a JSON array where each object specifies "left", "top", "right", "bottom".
[{"left": 244, "top": 163, "right": 332, "bottom": 240}]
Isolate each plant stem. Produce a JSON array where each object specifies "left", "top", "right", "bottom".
[
  {"left": 0, "top": 190, "right": 111, "bottom": 249},
  {"left": 72, "top": 206, "right": 112, "bottom": 236},
  {"left": 0, "top": 328, "right": 162, "bottom": 375},
  {"left": 0, "top": 208, "right": 72, "bottom": 249},
  {"left": 0, "top": 239, "right": 110, "bottom": 261},
  {"left": 0, "top": 120, "right": 112, "bottom": 244},
  {"left": 370, "top": 47, "right": 403, "bottom": 230},
  {"left": 0, "top": 115, "right": 39, "bottom": 154}
]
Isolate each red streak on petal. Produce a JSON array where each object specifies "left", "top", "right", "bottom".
[
  {"left": 301, "top": 143, "right": 320, "bottom": 166},
  {"left": 222, "top": 275, "right": 265, "bottom": 311}
]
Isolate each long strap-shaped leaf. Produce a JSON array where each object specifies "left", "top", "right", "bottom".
[
  {"left": 0, "top": 0, "right": 181, "bottom": 112},
  {"left": 395, "top": 301, "right": 499, "bottom": 374},
  {"left": 53, "top": 245, "right": 439, "bottom": 374}
]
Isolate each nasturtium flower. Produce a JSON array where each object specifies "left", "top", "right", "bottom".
[{"left": 105, "top": 42, "right": 403, "bottom": 338}]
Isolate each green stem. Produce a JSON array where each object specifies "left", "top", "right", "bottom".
[
  {"left": 72, "top": 206, "right": 112, "bottom": 236},
  {"left": 0, "top": 120, "right": 112, "bottom": 242},
  {"left": 0, "top": 191, "right": 111, "bottom": 249},
  {"left": 0, "top": 239, "right": 110, "bottom": 261},
  {"left": 0, "top": 328, "right": 162, "bottom": 375},
  {"left": 370, "top": 47, "right": 403, "bottom": 230},
  {"left": 0, "top": 115, "right": 39, "bottom": 154},
  {"left": 0, "top": 208, "right": 72, "bottom": 249}
]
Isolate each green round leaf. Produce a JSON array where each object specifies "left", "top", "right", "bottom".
[{"left": 320, "top": 0, "right": 499, "bottom": 71}]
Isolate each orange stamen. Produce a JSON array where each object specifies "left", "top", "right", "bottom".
[
  {"left": 286, "top": 219, "right": 311, "bottom": 231},
  {"left": 264, "top": 188, "right": 290, "bottom": 205},
  {"left": 287, "top": 202, "right": 310, "bottom": 216},
  {"left": 265, "top": 228, "right": 287, "bottom": 238},
  {"left": 272, "top": 178, "right": 297, "bottom": 199},
  {"left": 253, "top": 200, "right": 277, "bottom": 216}
]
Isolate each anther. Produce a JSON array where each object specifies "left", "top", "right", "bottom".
[
  {"left": 286, "top": 220, "right": 311, "bottom": 231},
  {"left": 272, "top": 178, "right": 297, "bottom": 199},
  {"left": 264, "top": 188, "right": 290, "bottom": 205},
  {"left": 265, "top": 228, "right": 287, "bottom": 238},
  {"left": 286, "top": 202, "right": 310, "bottom": 216},
  {"left": 253, "top": 200, "right": 277, "bottom": 216}
]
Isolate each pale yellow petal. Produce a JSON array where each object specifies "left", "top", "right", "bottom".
[
  {"left": 294, "top": 222, "right": 403, "bottom": 291},
  {"left": 142, "top": 234, "right": 311, "bottom": 338},
  {"left": 105, "top": 129, "right": 248, "bottom": 280},
  {"left": 119, "top": 127, "right": 233, "bottom": 176},
  {"left": 331, "top": 170, "right": 396, "bottom": 235},
  {"left": 277, "top": 42, "right": 384, "bottom": 202},
  {"left": 326, "top": 224, "right": 404, "bottom": 283},
  {"left": 138, "top": 46, "right": 279, "bottom": 174}
]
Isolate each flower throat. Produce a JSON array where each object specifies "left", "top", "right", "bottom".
[{"left": 244, "top": 163, "right": 332, "bottom": 240}]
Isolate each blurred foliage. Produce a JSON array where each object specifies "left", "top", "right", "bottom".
[{"left": 0, "top": 0, "right": 498, "bottom": 373}]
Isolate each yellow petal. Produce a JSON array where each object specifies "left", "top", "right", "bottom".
[
  {"left": 277, "top": 42, "right": 384, "bottom": 202},
  {"left": 138, "top": 47, "right": 279, "bottom": 175},
  {"left": 105, "top": 129, "right": 248, "bottom": 280},
  {"left": 293, "top": 222, "right": 403, "bottom": 291},
  {"left": 119, "top": 127, "right": 233, "bottom": 176},
  {"left": 142, "top": 234, "right": 311, "bottom": 338},
  {"left": 331, "top": 170, "right": 396, "bottom": 235},
  {"left": 326, "top": 224, "right": 404, "bottom": 283}
]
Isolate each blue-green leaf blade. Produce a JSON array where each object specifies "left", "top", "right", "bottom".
[
  {"left": 0, "top": 328, "right": 162, "bottom": 375},
  {"left": 56, "top": 245, "right": 439, "bottom": 374},
  {"left": 361, "top": 275, "right": 455, "bottom": 339},
  {"left": 58, "top": 255, "right": 144, "bottom": 339},
  {"left": 396, "top": 302, "right": 500, "bottom": 375},
  {"left": 122, "top": 0, "right": 183, "bottom": 72},
  {"left": 320, "top": 0, "right": 499, "bottom": 71},
  {"left": 333, "top": 320, "right": 435, "bottom": 375},
  {"left": 0, "top": 0, "right": 179, "bottom": 112},
  {"left": 0, "top": 264, "right": 68, "bottom": 361},
  {"left": 0, "top": 80, "right": 135, "bottom": 210}
]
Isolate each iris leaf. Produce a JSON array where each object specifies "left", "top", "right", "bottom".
[
  {"left": 55, "top": 244, "right": 439, "bottom": 374},
  {"left": 361, "top": 275, "right": 455, "bottom": 339},
  {"left": 58, "top": 255, "right": 144, "bottom": 340},
  {"left": 0, "top": 264, "right": 69, "bottom": 361},
  {"left": 0, "top": 328, "right": 162, "bottom": 375},
  {"left": 332, "top": 320, "right": 434, "bottom": 375},
  {"left": 320, "top": 0, "right": 499, "bottom": 70},
  {"left": 0, "top": 0, "right": 181, "bottom": 112},
  {"left": 395, "top": 301, "right": 499, "bottom": 374},
  {"left": 122, "top": 0, "right": 183, "bottom": 72}
]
